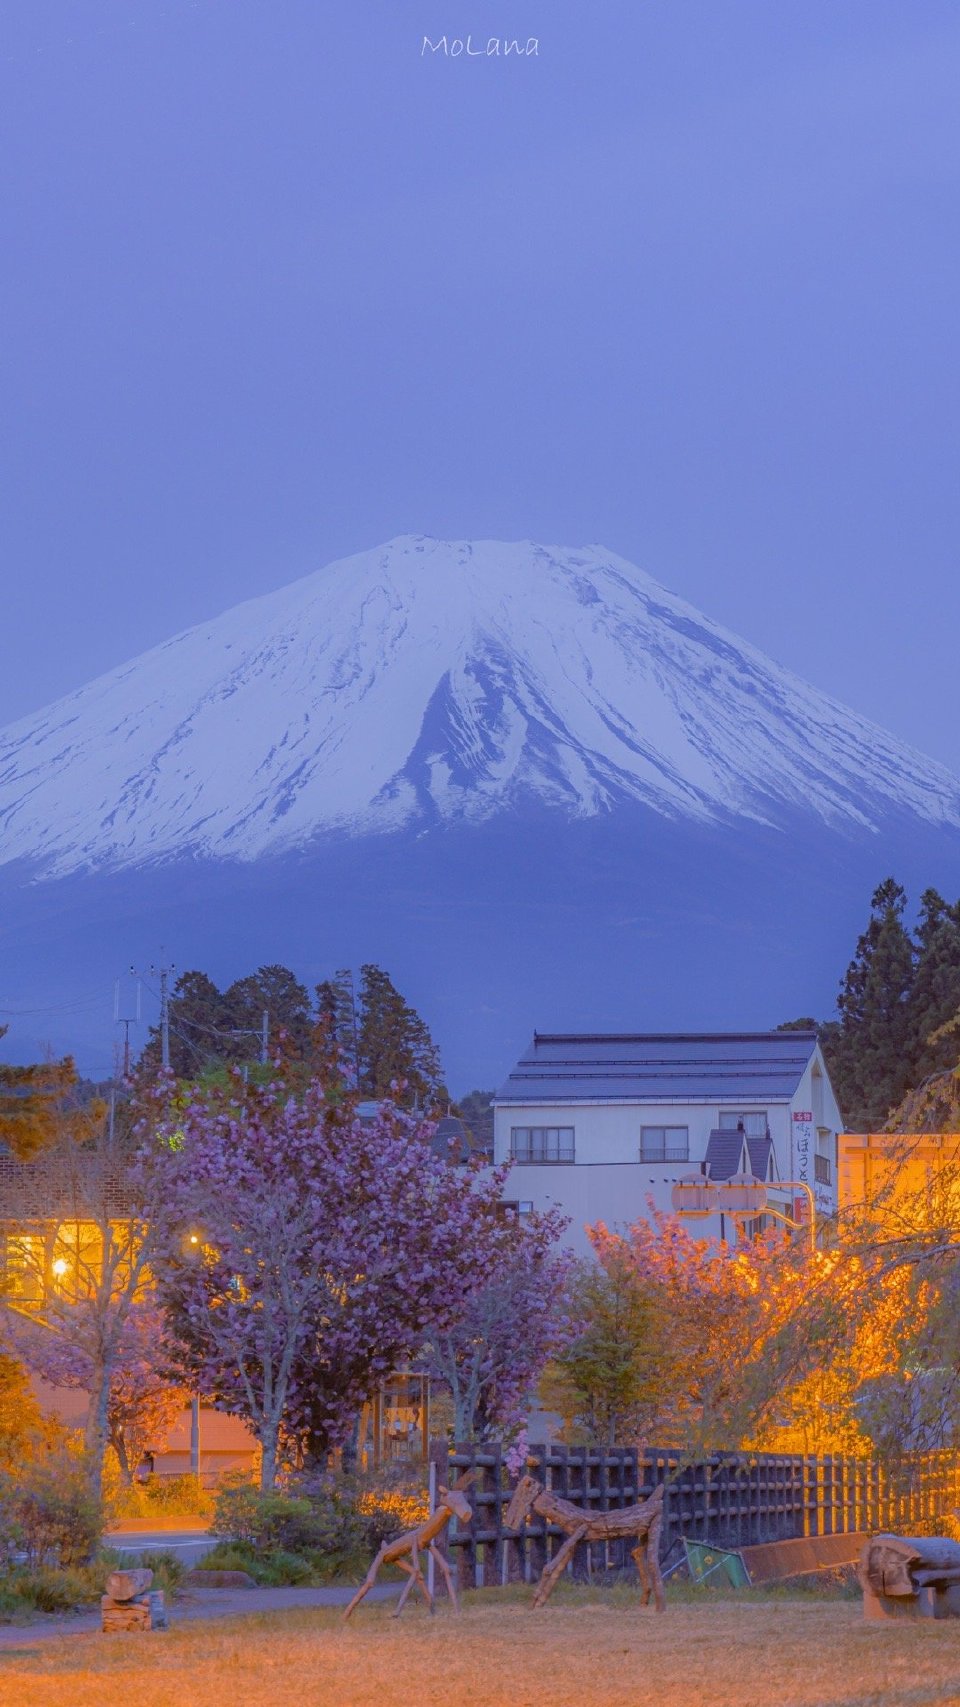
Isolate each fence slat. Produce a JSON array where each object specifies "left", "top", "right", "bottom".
[{"left": 440, "top": 1443, "right": 960, "bottom": 1586}]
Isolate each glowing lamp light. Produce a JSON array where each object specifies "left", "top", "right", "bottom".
[{"left": 51, "top": 1257, "right": 69, "bottom": 1277}]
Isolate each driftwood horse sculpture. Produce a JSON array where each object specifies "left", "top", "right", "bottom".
[
  {"left": 505, "top": 1473, "right": 666, "bottom": 1612},
  {"left": 343, "top": 1471, "right": 476, "bottom": 1621}
]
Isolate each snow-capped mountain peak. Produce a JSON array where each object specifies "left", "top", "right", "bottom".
[{"left": 1, "top": 535, "right": 958, "bottom": 876}]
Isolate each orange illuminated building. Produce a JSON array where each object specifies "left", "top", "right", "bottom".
[{"left": 837, "top": 1131, "right": 960, "bottom": 1218}]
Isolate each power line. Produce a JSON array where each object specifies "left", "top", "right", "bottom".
[{"left": 131, "top": 954, "right": 174, "bottom": 1073}]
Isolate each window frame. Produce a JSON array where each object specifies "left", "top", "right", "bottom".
[
  {"left": 718, "top": 1110, "right": 769, "bottom": 1137},
  {"left": 639, "top": 1125, "right": 690, "bottom": 1163},
  {"left": 509, "top": 1125, "right": 575, "bottom": 1164}
]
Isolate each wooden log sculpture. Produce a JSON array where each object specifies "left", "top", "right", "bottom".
[
  {"left": 342, "top": 1471, "right": 476, "bottom": 1621},
  {"left": 504, "top": 1473, "right": 666, "bottom": 1612},
  {"left": 859, "top": 1534, "right": 960, "bottom": 1620},
  {"left": 101, "top": 1566, "right": 167, "bottom": 1632}
]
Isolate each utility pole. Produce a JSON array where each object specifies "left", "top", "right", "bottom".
[
  {"left": 348, "top": 970, "right": 360, "bottom": 1088},
  {"left": 130, "top": 956, "right": 174, "bottom": 1071},
  {"left": 227, "top": 1013, "right": 270, "bottom": 1073},
  {"left": 152, "top": 957, "right": 174, "bottom": 1072},
  {"left": 114, "top": 976, "right": 141, "bottom": 1078}
]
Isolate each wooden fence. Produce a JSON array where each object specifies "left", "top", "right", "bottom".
[{"left": 437, "top": 1443, "right": 960, "bottom": 1587}]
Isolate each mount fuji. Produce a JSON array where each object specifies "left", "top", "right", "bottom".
[{"left": 2, "top": 536, "right": 959, "bottom": 1085}]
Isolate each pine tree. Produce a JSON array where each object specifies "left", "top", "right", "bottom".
[
  {"left": 143, "top": 969, "right": 227, "bottom": 1078},
  {"left": 0, "top": 1027, "right": 76, "bottom": 1159},
  {"left": 355, "top": 964, "right": 444, "bottom": 1108},
  {"left": 314, "top": 968, "right": 359, "bottom": 1081},
  {"left": 907, "top": 889, "right": 960, "bottom": 1084},
  {"left": 457, "top": 1089, "right": 496, "bottom": 1155},
  {"left": 222, "top": 964, "right": 311, "bottom": 1063},
  {"left": 831, "top": 878, "right": 916, "bottom": 1130}
]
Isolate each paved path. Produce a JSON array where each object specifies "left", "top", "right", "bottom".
[
  {"left": 0, "top": 1582, "right": 397, "bottom": 1649},
  {"left": 103, "top": 1529, "right": 219, "bottom": 1565}
]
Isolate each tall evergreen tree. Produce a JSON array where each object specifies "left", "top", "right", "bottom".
[
  {"left": 907, "top": 889, "right": 960, "bottom": 1084},
  {"left": 830, "top": 878, "right": 916, "bottom": 1130},
  {"left": 222, "top": 964, "right": 311, "bottom": 1063},
  {"left": 0, "top": 1027, "right": 76, "bottom": 1159},
  {"left": 314, "top": 968, "right": 359, "bottom": 1082},
  {"left": 355, "top": 964, "right": 444, "bottom": 1108},
  {"left": 143, "top": 969, "right": 226, "bottom": 1078}
]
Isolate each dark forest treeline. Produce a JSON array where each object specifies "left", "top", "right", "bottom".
[
  {"left": 784, "top": 879, "right": 960, "bottom": 1132},
  {"left": 142, "top": 961, "right": 449, "bottom": 1109}
]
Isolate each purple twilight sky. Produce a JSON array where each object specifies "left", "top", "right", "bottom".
[{"left": 1, "top": 0, "right": 958, "bottom": 767}]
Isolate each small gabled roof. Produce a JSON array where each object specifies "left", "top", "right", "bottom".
[
  {"left": 496, "top": 1030, "right": 819, "bottom": 1105},
  {"left": 703, "top": 1130, "right": 749, "bottom": 1181},
  {"left": 747, "top": 1134, "right": 777, "bottom": 1183}
]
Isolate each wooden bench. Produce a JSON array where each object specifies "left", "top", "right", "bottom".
[{"left": 859, "top": 1535, "right": 960, "bottom": 1620}]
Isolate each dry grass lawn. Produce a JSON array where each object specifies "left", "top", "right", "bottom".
[{"left": 3, "top": 1587, "right": 960, "bottom": 1707}]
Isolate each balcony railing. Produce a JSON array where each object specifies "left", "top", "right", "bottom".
[{"left": 639, "top": 1141, "right": 690, "bottom": 1164}]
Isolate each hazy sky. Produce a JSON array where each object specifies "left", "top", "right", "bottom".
[{"left": 2, "top": 1, "right": 959, "bottom": 767}]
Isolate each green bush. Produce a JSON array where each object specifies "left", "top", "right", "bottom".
[
  {"left": 204, "top": 1470, "right": 430, "bottom": 1587},
  {"left": 1, "top": 1453, "right": 102, "bottom": 1568},
  {"left": 211, "top": 1478, "right": 367, "bottom": 1559},
  {"left": 211, "top": 1482, "right": 316, "bottom": 1550},
  {"left": 108, "top": 1472, "right": 214, "bottom": 1524},
  {"left": 195, "top": 1540, "right": 260, "bottom": 1576},
  {"left": 252, "top": 1548, "right": 314, "bottom": 1586},
  {"left": 0, "top": 1557, "right": 113, "bottom": 1618},
  {"left": 196, "top": 1539, "right": 312, "bottom": 1585},
  {"left": 137, "top": 1549, "right": 186, "bottom": 1594}
]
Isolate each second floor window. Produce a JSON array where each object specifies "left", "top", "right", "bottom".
[
  {"left": 814, "top": 1152, "right": 832, "bottom": 1185},
  {"left": 640, "top": 1126, "right": 690, "bottom": 1162},
  {"left": 510, "top": 1126, "right": 575, "bottom": 1164},
  {"left": 719, "top": 1110, "right": 768, "bottom": 1137}
]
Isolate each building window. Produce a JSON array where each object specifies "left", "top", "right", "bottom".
[
  {"left": 510, "top": 1126, "right": 575, "bottom": 1164},
  {"left": 499, "top": 1200, "right": 535, "bottom": 1220},
  {"left": 4, "top": 1234, "right": 44, "bottom": 1307},
  {"left": 640, "top": 1126, "right": 690, "bottom": 1163},
  {"left": 718, "top": 1110, "right": 769, "bottom": 1137},
  {"left": 814, "top": 1153, "right": 832, "bottom": 1186}
]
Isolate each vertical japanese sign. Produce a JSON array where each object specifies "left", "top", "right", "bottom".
[{"left": 792, "top": 1110, "right": 814, "bottom": 1222}]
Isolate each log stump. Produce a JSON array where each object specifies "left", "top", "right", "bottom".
[
  {"left": 101, "top": 1566, "right": 167, "bottom": 1633},
  {"left": 859, "top": 1535, "right": 960, "bottom": 1621}
]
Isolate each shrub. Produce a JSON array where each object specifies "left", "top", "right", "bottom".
[
  {"left": 205, "top": 1470, "right": 430, "bottom": 1585},
  {"left": 137, "top": 1548, "right": 186, "bottom": 1594},
  {"left": 252, "top": 1548, "right": 314, "bottom": 1586},
  {"left": 195, "top": 1539, "right": 311, "bottom": 1586},
  {"left": 108, "top": 1471, "right": 214, "bottom": 1524},
  {"left": 1, "top": 1453, "right": 102, "bottom": 1568},
  {"left": 195, "top": 1540, "right": 259, "bottom": 1576},
  {"left": 0, "top": 1557, "right": 114, "bottom": 1617},
  {"left": 211, "top": 1481, "right": 318, "bottom": 1551},
  {"left": 345, "top": 1473, "right": 429, "bottom": 1551}
]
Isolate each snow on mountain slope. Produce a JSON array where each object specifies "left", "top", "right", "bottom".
[{"left": 1, "top": 535, "right": 958, "bottom": 877}]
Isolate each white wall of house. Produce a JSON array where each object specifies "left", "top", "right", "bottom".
[{"left": 494, "top": 1043, "right": 840, "bottom": 1259}]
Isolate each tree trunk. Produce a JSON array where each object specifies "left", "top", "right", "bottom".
[
  {"left": 111, "top": 1426, "right": 133, "bottom": 1486},
  {"left": 85, "top": 1358, "right": 111, "bottom": 1504},
  {"left": 259, "top": 1421, "right": 279, "bottom": 1490},
  {"left": 453, "top": 1391, "right": 475, "bottom": 1442}
]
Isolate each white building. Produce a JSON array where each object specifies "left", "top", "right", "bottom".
[{"left": 493, "top": 1030, "right": 841, "bottom": 1258}]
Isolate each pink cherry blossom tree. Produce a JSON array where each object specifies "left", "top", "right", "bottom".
[
  {"left": 419, "top": 1206, "right": 574, "bottom": 1440},
  {"left": 0, "top": 1112, "right": 164, "bottom": 1500},
  {"left": 147, "top": 1072, "right": 551, "bottom": 1487},
  {"left": 6, "top": 1300, "right": 186, "bottom": 1482}
]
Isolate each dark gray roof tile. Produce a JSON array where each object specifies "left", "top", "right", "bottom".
[{"left": 496, "top": 1031, "right": 818, "bottom": 1105}]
